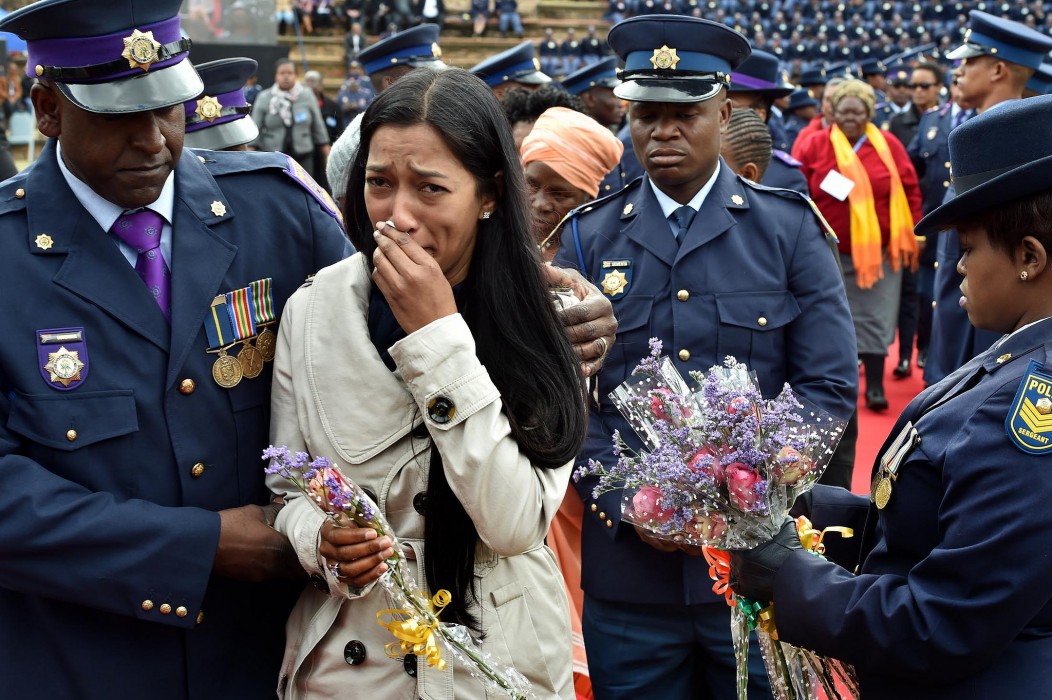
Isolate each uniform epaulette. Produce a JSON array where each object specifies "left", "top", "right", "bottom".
[
  {"left": 191, "top": 148, "right": 343, "bottom": 225},
  {"left": 741, "top": 179, "right": 839, "bottom": 246},
  {"left": 555, "top": 175, "right": 643, "bottom": 231},
  {"left": 0, "top": 172, "right": 30, "bottom": 217},
  {"left": 772, "top": 149, "right": 802, "bottom": 167},
  {"left": 925, "top": 105, "right": 939, "bottom": 114}
]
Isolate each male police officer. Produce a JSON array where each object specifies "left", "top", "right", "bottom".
[
  {"left": 0, "top": 1, "right": 351, "bottom": 698},
  {"left": 554, "top": 15, "right": 857, "bottom": 700},
  {"left": 926, "top": 10, "right": 1052, "bottom": 384},
  {"left": 184, "top": 57, "right": 259, "bottom": 151},
  {"left": 470, "top": 40, "right": 552, "bottom": 98}
]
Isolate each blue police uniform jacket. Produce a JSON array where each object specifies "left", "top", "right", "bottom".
[
  {"left": 616, "top": 122, "right": 645, "bottom": 183},
  {"left": 907, "top": 103, "right": 954, "bottom": 218},
  {"left": 553, "top": 163, "right": 857, "bottom": 605},
  {"left": 777, "top": 318, "right": 1052, "bottom": 699},
  {"left": 761, "top": 149, "right": 810, "bottom": 194},
  {"left": 0, "top": 140, "right": 350, "bottom": 700}
]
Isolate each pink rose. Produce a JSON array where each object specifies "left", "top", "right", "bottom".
[
  {"left": 632, "top": 486, "right": 676, "bottom": 524},
  {"left": 774, "top": 446, "right": 813, "bottom": 485},
  {"left": 649, "top": 387, "right": 691, "bottom": 426},
  {"left": 683, "top": 512, "right": 727, "bottom": 542},
  {"left": 688, "top": 447, "right": 725, "bottom": 483},
  {"left": 726, "top": 462, "right": 764, "bottom": 510},
  {"left": 727, "top": 395, "right": 755, "bottom": 417}
]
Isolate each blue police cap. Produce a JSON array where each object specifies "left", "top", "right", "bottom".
[
  {"left": 885, "top": 61, "right": 912, "bottom": 85},
  {"left": 470, "top": 41, "right": 550, "bottom": 88},
  {"left": 184, "top": 57, "right": 258, "bottom": 151},
  {"left": 825, "top": 62, "right": 855, "bottom": 80},
  {"left": 916, "top": 94, "right": 1052, "bottom": 235},
  {"left": 947, "top": 10, "right": 1052, "bottom": 71},
  {"left": 798, "top": 66, "right": 827, "bottom": 86},
  {"left": 1026, "top": 61, "right": 1052, "bottom": 95},
  {"left": 0, "top": 0, "right": 202, "bottom": 114},
  {"left": 358, "top": 24, "right": 445, "bottom": 77},
  {"left": 606, "top": 15, "right": 750, "bottom": 103},
  {"left": 787, "top": 88, "right": 819, "bottom": 111},
  {"left": 729, "top": 49, "right": 792, "bottom": 98},
  {"left": 561, "top": 56, "right": 619, "bottom": 96},
  {"left": 858, "top": 59, "right": 886, "bottom": 77}
]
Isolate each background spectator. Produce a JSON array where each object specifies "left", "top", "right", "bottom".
[{"left": 250, "top": 58, "right": 331, "bottom": 176}]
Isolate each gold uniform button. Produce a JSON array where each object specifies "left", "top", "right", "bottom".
[
  {"left": 606, "top": 519, "right": 613, "bottom": 528},
  {"left": 943, "top": 180, "right": 950, "bottom": 188},
  {"left": 598, "top": 511, "right": 606, "bottom": 520},
  {"left": 934, "top": 261, "right": 939, "bottom": 269},
  {"left": 197, "top": 611, "right": 205, "bottom": 625},
  {"left": 931, "top": 300, "right": 937, "bottom": 309},
  {"left": 178, "top": 378, "right": 196, "bottom": 395},
  {"left": 160, "top": 603, "right": 172, "bottom": 615},
  {"left": 678, "top": 349, "right": 690, "bottom": 361},
  {"left": 758, "top": 316, "right": 768, "bottom": 327},
  {"left": 141, "top": 600, "right": 154, "bottom": 612},
  {"left": 66, "top": 429, "right": 77, "bottom": 442},
  {"left": 15, "top": 188, "right": 24, "bottom": 199},
  {"left": 677, "top": 289, "right": 690, "bottom": 301},
  {"left": 191, "top": 462, "right": 206, "bottom": 478},
  {"left": 175, "top": 606, "right": 188, "bottom": 618},
  {"left": 944, "top": 161, "right": 951, "bottom": 169},
  {"left": 590, "top": 504, "right": 598, "bottom": 512}
]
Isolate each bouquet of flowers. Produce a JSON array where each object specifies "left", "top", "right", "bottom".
[
  {"left": 576, "top": 340, "right": 857, "bottom": 699},
  {"left": 263, "top": 446, "right": 535, "bottom": 699}
]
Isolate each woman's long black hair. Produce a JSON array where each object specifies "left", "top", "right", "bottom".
[{"left": 345, "top": 67, "right": 588, "bottom": 629}]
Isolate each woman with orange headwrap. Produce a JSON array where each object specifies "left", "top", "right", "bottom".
[
  {"left": 521, "top": 106, "right": 624, "bottom": 263},
  {"left": 794, "top": 79, "right": 922, "bottom": 412},
  {"left": 520, "top": 106, "right": 622, "bottom": 700}
]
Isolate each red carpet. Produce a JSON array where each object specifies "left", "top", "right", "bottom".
[{"left": 849, "top": 341, "right": 927, "bottom": 495}]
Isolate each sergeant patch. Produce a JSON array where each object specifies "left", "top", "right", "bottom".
[
  {"left": 600, "top": 259, "right": 632, "bottom": 297},
  {"left": 38, "top": 327, "right": 89, "bottom": 391},
  {"left": 1006, "top": 360, "right": 1052, "bottom": 454},
  {"left": 283, "top": 155, "right": 344, "bottom": 225}
]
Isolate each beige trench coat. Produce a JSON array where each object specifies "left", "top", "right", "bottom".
[{"left": 267, "top": 254, "right": 574, "bottom": 699}]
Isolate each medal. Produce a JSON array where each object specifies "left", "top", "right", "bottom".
[
  {"left": 237, "top": 342, "right": 264, "bottom": 379},
  {"left": 871, "top": 421, "right": 919, "bottom": 510},
  {"left": 255, "top": 326, "right": 276, "bottom": 362},
  {"left": 874, "top": 477, "right": 892, "bottom": 509},
  {"left": 212, "top": 349, "right": 243, "bottom": 388}
]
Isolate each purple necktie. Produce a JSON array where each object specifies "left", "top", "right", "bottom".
[{"left": 110, "top": 209, "right": 170, "bottom": 321}]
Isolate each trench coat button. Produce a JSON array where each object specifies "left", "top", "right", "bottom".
[
  {"left": 404, "top": 653, "right": 418, "bottom": 677},
  {"left": 678, "top": 349, "right": 690, "bottom": 362},
  {"left": 66, "top": 429, "right": 77, "bottom": 442},
  {"left": 175, "top": 606, "right": 188, "bottom": 618},
  {"left": 160, "top": 603, "right": 172, "bottom": 615},
  {"left": 758, "top": 316, "right": 768, "bottom": 327},
  {"left": 191, "top": 462, "right": 206, "bottom": 478},
  {"left": 362, "top": 487, "right": 378, "bottom": 504},
  {"left": 141, "top": 600, "right": 154, "bottom": 612},
  {"left": 427, "top": 396, "right": 456, "bottom": 424},
  {"left": 413, "top": 492, "right": 427, "bottom": 515},
  {"left": 676, "top": 289, "right": 690, "bottom": 302},
  {"left": 309, "top": 573, "right": 329, "bottom": 593},
  {"left": 344, "top": 640, "right": 367, "bottom": 666},
  {"left": 411, "top": 423, "right": 429, "bottom": 440},
  {"left": 178, "top": 378, "right": 196, "bottom": 395}
]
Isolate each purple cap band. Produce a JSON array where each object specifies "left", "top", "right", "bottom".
[
  {"left": 27, "top": 16, "right": 185, "bottom": 83},
  {"left": 185, "top": 112, "right": 249, "bottom": 133},
  {"left": 184, "top": 89, "right": 250, "bottom": 120},
  {"left": 730, "top": 72, "right": 779, "bottom": 90}
]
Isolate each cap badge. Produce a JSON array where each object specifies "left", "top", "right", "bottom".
[
  {"left": 196, "top": 96, "right": 223, "bottom": 123},
  {"left": 122, "top": 29, "right": 162, "bottom": 72},
  {"left": 650, "top": 45, "right": 680, "bottom": 70},
  {"left": 35, "top": 234, "right": 53, "bottom": 251},
  {"left": 432, "top": 42, "right": 442, "bottom": 58},
  {"left": 211, "top": 201, "right": 228, "bottom": 217},
  {"left": 44, "top": 346, "right": 85, "bottom": 387}
]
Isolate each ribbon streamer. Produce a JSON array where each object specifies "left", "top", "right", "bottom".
[
  {"left": 795, "top": 516, "right": 853, "bottom": 556},
  {"left": 377, "top": 589, "right": 453, "bottom": 671}
]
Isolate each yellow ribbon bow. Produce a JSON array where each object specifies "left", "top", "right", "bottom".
[{"left": 376, "top": 589, "right": 452, "bottom": 671}]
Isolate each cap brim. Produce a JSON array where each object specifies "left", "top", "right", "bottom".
[
  {"left": 615, "top": 78, "right": 723, "bottom": 103},
  {"left": 915, "top": 154, "right": 1052, "bottom": 235},
  {"left": 185, "top": 117, "right": 259, "bottom": 150},
  {"left": 512, "top": 71, "right": 552, "bottom": 85},
  {"left": 728, "top": 85, "right": 793, "bottom": 98},
  {"left": 945, "top": 44, "right": 987, "bottom": 61},
  {"left": 57, "top": 59, "right": 204, "bottom": 114}
]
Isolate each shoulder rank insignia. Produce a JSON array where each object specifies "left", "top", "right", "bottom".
[
  {"left": 283, "top": 155, "right": 344, "bottom": 225},
  {"left": 600, "top": 259, "right": 632, "bottom": 297},
  {"left": 1006, "top": 360, "right": 1052, "bottom": 454},
  {"left": 38, "top": 328, "right": 89, "bottom": 390}
]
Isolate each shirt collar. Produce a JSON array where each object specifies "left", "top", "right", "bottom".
[
  {"left": 649, "top": 160, "right": 722, "bottom": 219},
  {"left": 56, "top": 141, "right": 176, "bottom": 231}
]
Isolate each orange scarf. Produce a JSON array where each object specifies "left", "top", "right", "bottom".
[{"left": 830, "top": 123, "right": 917, "bottom": 289}]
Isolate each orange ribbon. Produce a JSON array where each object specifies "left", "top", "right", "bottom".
[{"left": 702, "top": 546, "right": 736, "bottom": 606}]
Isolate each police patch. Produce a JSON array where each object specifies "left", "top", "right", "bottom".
[
  {"left": 600, "top": 259, "right": 632, "bottom": 297},
  {"left": 1006, "top": 359, "right": 1052, "bottom": 454},
  {"left": 37, "top": 327, "right": 89, "bottom": 391}
]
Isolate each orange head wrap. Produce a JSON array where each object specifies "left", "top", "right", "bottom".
[{"left": 520, "top": 107, "right": 624, "bottom": 198}]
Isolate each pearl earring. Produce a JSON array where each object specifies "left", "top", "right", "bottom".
[{"left": 1020, "top": 270, "right": 1029, "bottom": 281}]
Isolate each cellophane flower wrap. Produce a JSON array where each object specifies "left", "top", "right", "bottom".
[
  {"left": 577, "top": 340, "right": 858, "bottom": 700},
  {"left": 263, "top": 446, "right": 534, "bottom": 700}
]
